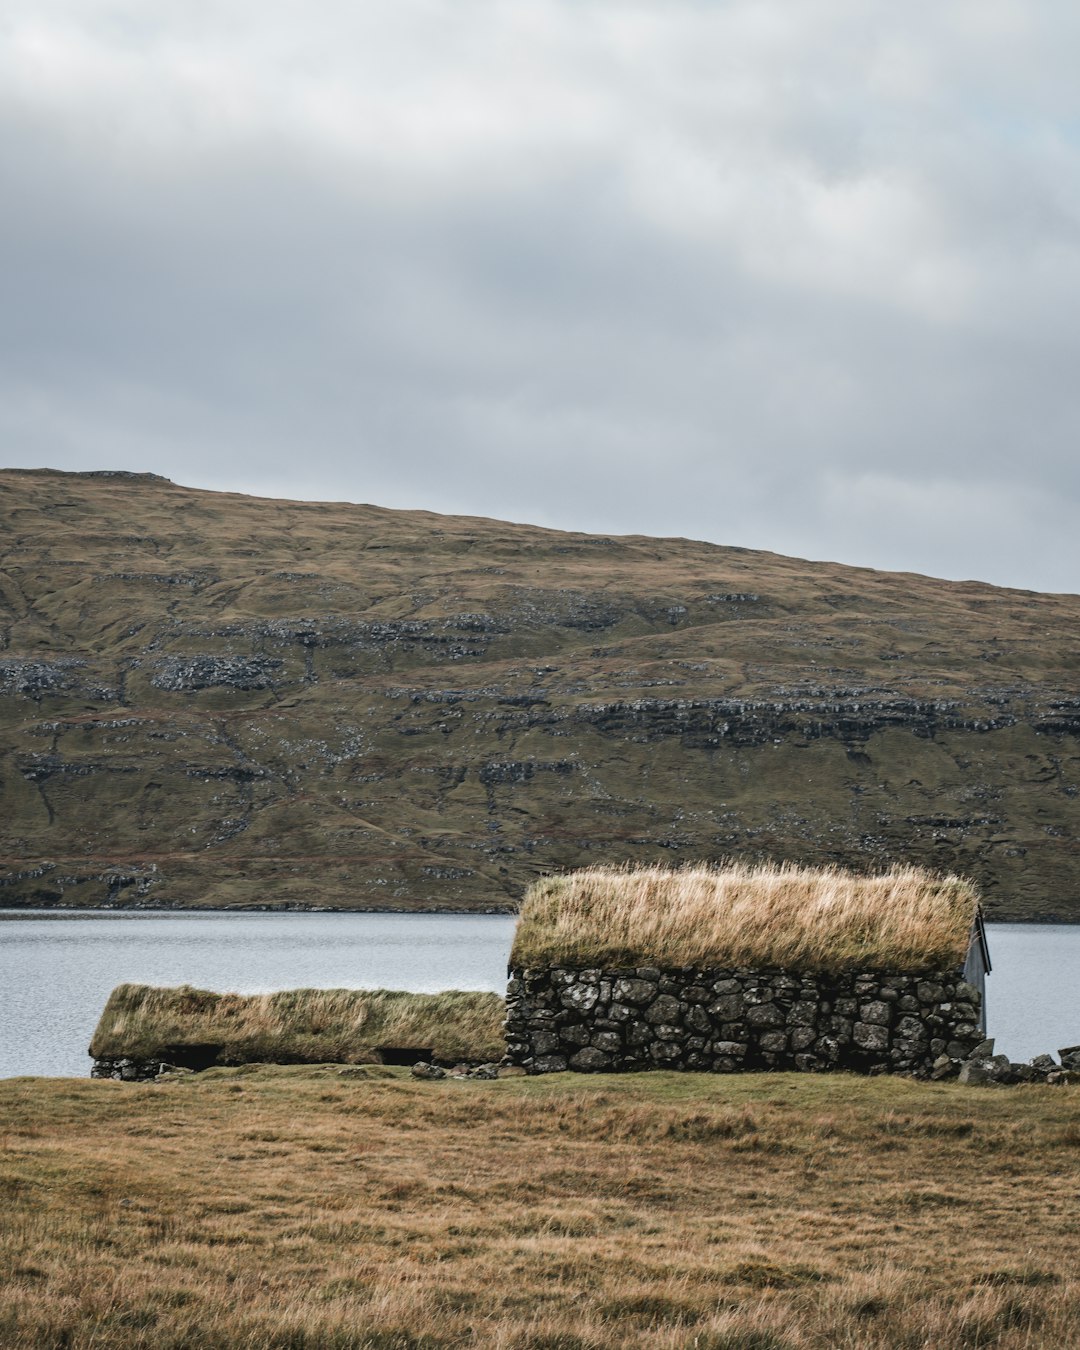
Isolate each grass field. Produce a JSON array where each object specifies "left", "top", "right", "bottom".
[{"left": 1, "top": 1067, "right": 1077, "bottom": 1348}]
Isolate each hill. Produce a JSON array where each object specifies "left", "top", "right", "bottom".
[{"left": 1, "top": 467, "right": 1079, "bottom": 920}]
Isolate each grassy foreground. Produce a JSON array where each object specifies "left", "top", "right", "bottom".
[
  {"left": 90, "top": 985, "right": 506, "bottom": 1066},
  {"left": 1, "top": 1069, "right": 1078, "bottom": 1349},
  {"left": 511, "top": 862, "right": 979, "bottom": 973}
]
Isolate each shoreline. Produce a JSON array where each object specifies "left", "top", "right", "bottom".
[
  {"left": 2, "top": 902, "right": 1073, "bottom": 923},
  {"left": 0, "top": 901, "right": 519, "bottom": 916}
]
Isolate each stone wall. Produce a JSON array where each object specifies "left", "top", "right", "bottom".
[{"left": 504, "top": 965, "right": 985, "bottom": 1077}]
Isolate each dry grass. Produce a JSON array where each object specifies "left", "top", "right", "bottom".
[
  {"left": 0, "top": 1067, "right": 1077, "bottom": 1348},
  {"left": 511, "top": 862, "right": 981, "bottom": 973},
  {"left": 89, "top": 984, "right": 505, "bottom": 1066}
]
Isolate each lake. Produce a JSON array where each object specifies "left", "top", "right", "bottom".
[{"left": 0, "top": 912, "right": 1075, "bottom": 1078}]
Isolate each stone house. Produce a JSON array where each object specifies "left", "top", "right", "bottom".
[{"left": 504, "top": 863, "right": 991, "bottom": 1077}]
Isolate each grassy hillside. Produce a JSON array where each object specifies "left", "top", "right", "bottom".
[
  {"left": 1, "top": 1068, "right": 1078, "bottom": 1348},
  {"left": 2, "top": 467, "right": 1080, "bottom": 919}
]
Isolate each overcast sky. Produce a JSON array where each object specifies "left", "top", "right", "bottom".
[{"left": 2, "top": 2, "right": 1079, "bottom": 593}]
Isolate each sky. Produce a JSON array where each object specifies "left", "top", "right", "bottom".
[{"left": 2, "top": 1, "right": 1079, "bottom": 593}]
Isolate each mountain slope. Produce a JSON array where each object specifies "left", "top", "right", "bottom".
[{"left": 2, "top": 468, "right": 1078, "bottom": 920}]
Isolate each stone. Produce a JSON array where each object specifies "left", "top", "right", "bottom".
[
  {"left": 559, "top": 983, "right": 599, "bottom": 1013},
  {"left": 759, "top": 1031, "right": 788, "bottom": 1054},
  {"left": 533, "top": 1054, "right": 568, "bottom": 1074},
  {"left": 569, "top": 1047, "right": 611, "bottom": 1071},
  {"left": 958, "top": 1058, "right": 994, "bottom": 1085},
  {"left": 635, "top": 967, "right": 662, "bottom": 981},
  {"left": 708, "top": 995, "right": 743, "bottom": 1021},
  {"left": 929, "top": 1055, "right": 954, "bottom": 1081},
  {"left": 590, "top": 1031, "right": 622, "bottom": 1054},
  {"left": 746, "top": 1003, "right": 784, "bottom": 1029},
  {"left": 612, "top": 978, "right": 656, "bottom": 1006},
  {"left": 561, "top": 1024, "right": 593, "bottom": 1047},
  {"left": 649, "top": 1041, "right": 682, "bottom": 1064},
  {"left": 626, "top": 1022, "right": 653, "bottom": 1047},
  {"left": 893, "top": 1016, "right": 929, "bottom": 1043},
  {"left": 497, "top": 1065, "right": 527, "bottom": 1078},
  {"left": 916, "top": 981, "right": 945, "bottom": 1004},
  {"left": 685, "top": 1004, "right": 713, "bottom": 1034},
  {"left": 711, "top": 1040, "right": 748, "bottom": 1057},
  {"left": 711, "top": 979, "right": 741, "bottom": 995},
  {"left": 411, "top": 1062, "right": 446, "bottom": 1080},
  {"left": 859, "top": 1001, "right": 892, "bottom": 1026},
  {"left": 787, "top": 1001, "right": 818, "bottom": 1026},
  {"left": 1031, "top": 1054, "right": 1058, "bottom": 1074},
  {"left": 1058, "top": 1045, "right": 1080, "bottom": 1071},
  {"left": 644, "top": 994, "right": 683, "bottom": 1025},
  {"left": 793, "top": 1053, "right": 821, "bottom": 1072},
  {"left": 853, "top": 1022, "right": 889, "bottom": 1052},
  {"left": 531, "top": 1031, "right": 561, "bottom": 1056},
  {"left": 790, "top": 1026, "right": 817, "bottom": 1052},
  {"left": 968, "top": 1038, "right": 995, "bottom": 1059}
]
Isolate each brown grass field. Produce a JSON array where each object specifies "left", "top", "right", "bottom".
[
  {"left": 511, "top": 863, "right": 980, "bottom": 974},
  {"left": 1, "top": 1067, "right": 1078, "bottom": 1348},
  {"left": 90, "top": 986, "right": 505, "bottom": 1066}
]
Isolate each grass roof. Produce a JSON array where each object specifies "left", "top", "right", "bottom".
[
  {"left": 90, "top": 985, "right": 505, "bottom": 1066},
  {"left": 510, "top": 862, "right": 982, "bottom": 975}
]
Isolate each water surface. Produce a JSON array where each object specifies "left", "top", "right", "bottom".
[
  {"left": 0, "top": 910, "right": 515, "bottom": 1078},
  {"left": 0, "top": 912, "right": 1075, "bottom": 1078}
]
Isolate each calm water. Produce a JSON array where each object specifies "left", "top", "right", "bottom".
[
  {"left": 0, "top": 910, "right": 516, "bottom": 1079},
  {"left": 0, "top": 913, "right": 1075, "bottom": 1078}
]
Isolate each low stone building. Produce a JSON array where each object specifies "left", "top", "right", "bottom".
[{"left": 504, "top": 862, "right": 991, "bottom": 1076}]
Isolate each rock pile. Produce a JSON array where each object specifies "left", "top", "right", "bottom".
[
  {"left": 505, "top": 965, "right": 987, "bottom": 1076},
  {"left": 410, "top": 1061, "right": 520, "bottom": 1081},
  {"left": 954, "top": 1041, "right": 1080, "bottom": 1086}
]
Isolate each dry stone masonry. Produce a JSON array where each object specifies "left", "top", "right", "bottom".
[{"left": 505, "top": 965, "right": 987, "bottom": 1077}]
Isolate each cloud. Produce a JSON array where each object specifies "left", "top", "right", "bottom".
[{"left": 1, "top": 1, "right": 1079, "bottom": 591}]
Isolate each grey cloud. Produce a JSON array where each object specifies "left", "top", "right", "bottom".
[{"left": 1, "top": 1, "right": 1079, "bottom": 591}]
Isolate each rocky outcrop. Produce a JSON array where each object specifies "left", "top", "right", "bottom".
[
  {"left": 504, "top": 965, "right": 986, "bottom": 1076},
  {"left": 151, "top": 655, "right": 283, "bottom": 691}
]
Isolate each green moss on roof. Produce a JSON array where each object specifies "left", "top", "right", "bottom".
[{"left": 510, "top": 862, "right": 981, "bottom": 975}]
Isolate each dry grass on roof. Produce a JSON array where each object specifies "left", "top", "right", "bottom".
[
  {"left": 89, "top": 984, "right": 505, "bottom": 1066},
  {"left": 510, "top": 862, "right": 981, "bottom": 974}
]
